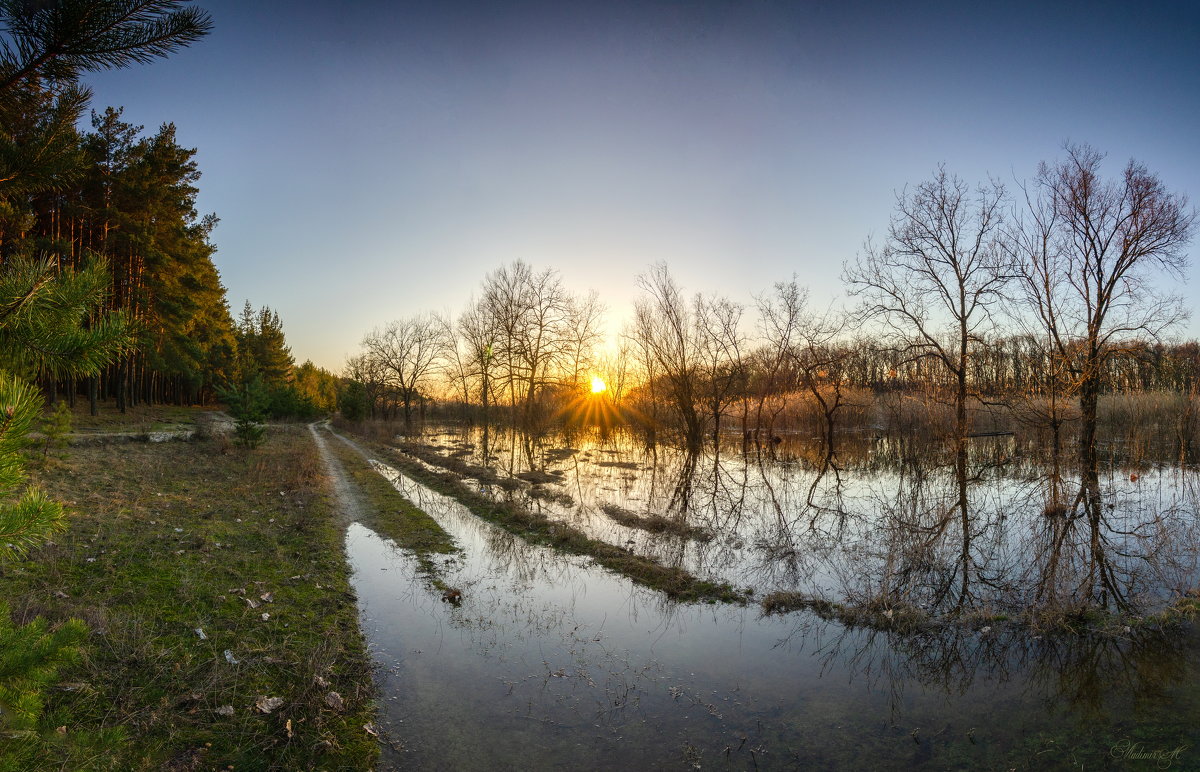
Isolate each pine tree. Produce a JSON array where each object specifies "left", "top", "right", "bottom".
[
  {"left": 38, "top": 400, "right": 71, "bottom": 459},
  {"left": 0, "top": 605, "right": 86, "bottom": 731},
  {"left": 219, "top": 374, "right": 267, "bottom": 449},
  {"left": 236, "top": 302, "right": 293, "bottom": 387},
  {"left": 0, "top": 0, "right": 213, "bottom": 739},
  {"left": 0, "top": 1, "right": 213, "bottom": 91}
]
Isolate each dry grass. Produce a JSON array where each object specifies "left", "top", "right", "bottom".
[
  {"left": 44, "top": 399, "right": 208, "bottom": 432},
  {"left": 761, "top": 591, "right": 931, "bottom": 632}
]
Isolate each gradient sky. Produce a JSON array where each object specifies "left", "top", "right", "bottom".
[{"left": 83, "top": 0, "right": 1200, "bottom": 371}]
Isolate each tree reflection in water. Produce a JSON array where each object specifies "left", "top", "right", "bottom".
[
  {"left": 356, "top": 436, "right": 1200, "bottom": 770},
  {"left": 413, "top": 424, "right": 1200, "bottom": 622}
]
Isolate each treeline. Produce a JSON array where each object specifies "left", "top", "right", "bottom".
[
  {"left": 232, "top": 302, "right": 339, "bottom": 420},
  {"left": 344, "top": 266, "right": 1200, "bottom": 437},
  {"left": 344, "top": 261, "right": 602, "bottom": 425},
  {"left": 4, "top": 104, "right": 231, "bottom": 408},
  {"left": 345, "top": 146, "right": 1196, "bottom": 461},
  {"left": 346, "top": 274, "right": 1200, "bottom": 435},
  {"left": 1, "top": 75, "right": 336, "bottom": 413},
  {"left": 828, "top": 336, "right": 1200, "bottom": 395}
]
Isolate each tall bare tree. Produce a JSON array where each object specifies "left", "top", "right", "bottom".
[
  {"left": 845, "top": 167, "right": 1009, "bottom": 445},
  {"left": 1015, "top": 144, "right": 1195, "bottom": 468},
  {"left": 792, "top": 306, "right": 854, "bottom": 460},
  {"left": 456, "top": 296, "right": 499, "bottom": 423},
  {"left": 343, "top": 353, "right": 388, "bottom": 419},
  {"left": 562, "top": 290, "right": 605, "bottom": 391},
  {"left": 694, "top": 292, "right": 745, "bottom": 444},
  {"left": 752, "top": 278, "right": 808, "bottom": 439},
  {"left": 632, "top": 263, "right": 704, "bottom": 446},
  {"left": 845, "top": 168, "right": 1009, "bottom": 609},
  {"left": 480, "top": 260, "right": 574, "bottom": 425},
  {"left": 361, "top": 312, "right": 446, "bottom": 429}
]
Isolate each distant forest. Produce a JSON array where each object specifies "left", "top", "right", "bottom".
[{"left": 346, "top": 259, "right": 1199, "bottom": 438}]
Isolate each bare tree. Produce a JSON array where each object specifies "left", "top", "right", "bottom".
[
  {"left": 456, "top": 296, "right": 499, "bottom": 424},
  {"left": 1015, "top": 144, "right": 1195, "bottom": 469},
  {"left": 343, "top": 353, "right": 388, "bottom": 419},
  {"left": 480, "top": 260, "right": 579, "bottom": 426},
  {"left": 792, "top": 306, "right": 854, "bottom": 460},
  {"left": 563, "top": 290, "right": 605, "bottom": 391},
  {"left": 694, "top": 292, "right": 746, "bottom": 444},
  {"left": 597, "top": 339, "right": 632, "bottom": 404},
  {"left": 361, "top": 312, "right": 446, "bottom": 429},
  {"left": 845, "top": 168, "right": 1009, "bottom": 609},
  {"left": 632, "top": 263, "right": 704, "bottom": 446},
  {"left": 439, "top": 311, "right": 472, "bottom": 408},
  {"left": 845, "top": 167, "right": 1010, "bottom": 445},
  {"left": 753, "top": 278, "right": 808, "bottom": 439}
]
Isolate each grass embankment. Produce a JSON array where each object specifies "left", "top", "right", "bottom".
[
  {"left": 599, "top": 502, "right": 714, "bottom": 542},
  {"left": 761, "top": 589, "right": 1200, "bottom": 636},
  {"left": 320, "top": 431, "right": 460, "bottom": 590},
  {"left": 2, "top": 425, "right": 378, "bottom": 770},
  {"left": 761, "top": 592, "right": 934, "bottom": 632},
  {"left": 332, "top": 423, "right": 744, "bottom": 604}
]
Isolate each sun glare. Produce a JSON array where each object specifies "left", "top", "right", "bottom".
[{"left": 590, "top": 376, "right": 607, "bottom": 394}]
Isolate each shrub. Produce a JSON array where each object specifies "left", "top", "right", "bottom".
[{"left": 219, "top": 377, "right": 269, "bottom": 449}]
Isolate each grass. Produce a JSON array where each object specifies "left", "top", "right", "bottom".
[
  {"left": 48, "top": 401, "right": 207, "bottom": 433},
  {"left": 598, "top": 502, "right": 713, "bottom": 542},
  {"left": 334, "top": 422, "right": 745, "bottom": 604},
  {"left": 321, "top": 431, "right": 460, "bottom": 588},
  {"left": 761, "top": 591, "right": 931, "bottom": 632},
  {"left": 2, "top": 425, "right": 378, "bottom": 770}
]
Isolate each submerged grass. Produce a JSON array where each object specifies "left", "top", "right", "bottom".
[
  {"left": 598, "top": 502, "right": 713, "bottom": 542},
  {"left": 335, "top": 424, "right": 744, "bottom": 604},
  {"left": 761, "top": 588, "right": 1200, "bottom": 637},
  {"left": 761, "top": 591, "right": 931, "bottom": 632},
  {"left": 2, "top": 425, "right": 378, "bottom": 770}
]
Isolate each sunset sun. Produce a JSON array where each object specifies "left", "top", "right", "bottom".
[{"left": 590, "top": 375, "right": 607, "bottom": 394}]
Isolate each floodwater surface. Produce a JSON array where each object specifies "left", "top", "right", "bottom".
[{"left": 342, "top": 427, "right": 1200, "bottom": 770}]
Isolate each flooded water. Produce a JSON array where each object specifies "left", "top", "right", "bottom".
[
  {"left": 409, "top": 427, "right": 1200, "bottom": 617},
  {"left": 343, "top": 427, "right": 1200, "bottom": 770}
]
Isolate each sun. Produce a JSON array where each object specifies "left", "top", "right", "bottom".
[{"left": 590, "top": 375, "right": 607, "bottom": 394}]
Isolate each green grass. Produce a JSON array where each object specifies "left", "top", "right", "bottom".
[
  {"left": 334, "top": 425, "right": 745, "bottom": 605},
  {"left": 598, "top": 502, "right": 714, "bottom": 542},
  {"left": 322, "top": 431, "right": 460, "bottom": 589},
  {"left": 2, "top": 426, "right": 378, "bottom": 770}
]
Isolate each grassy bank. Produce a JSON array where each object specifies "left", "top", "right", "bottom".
[
  {"left": 332, "top": 421, "right": 745, "bottom": 604},
  {"left": 2, "top": 425, "right": 377, "bottom": 770},
  {"left": 320, "top": 429, "right": 460, "bottom": 589}
]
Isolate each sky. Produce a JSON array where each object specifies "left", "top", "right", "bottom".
[{"left": 83, "top": 0, "right": 1200, "bottom": 371}]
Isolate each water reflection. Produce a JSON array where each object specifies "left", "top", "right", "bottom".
[
  {"left": 409, "top": 425, "right": 1200, "bottom": 622},
  {"left": 344, "top": 449, "right": 1200, "bottom": 770}
]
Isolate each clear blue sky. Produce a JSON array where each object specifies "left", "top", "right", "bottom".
[{"left": 84, "top": 0, "right": 1200, "bottom": 371}]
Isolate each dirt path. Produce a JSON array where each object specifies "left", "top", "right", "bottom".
[{"left": 308, "top": 421, "right": 369, "bottom": 528}]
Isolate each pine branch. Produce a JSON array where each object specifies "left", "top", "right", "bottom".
[{"left": 0, "top": 0, "right": 213, "bottom": 92}]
